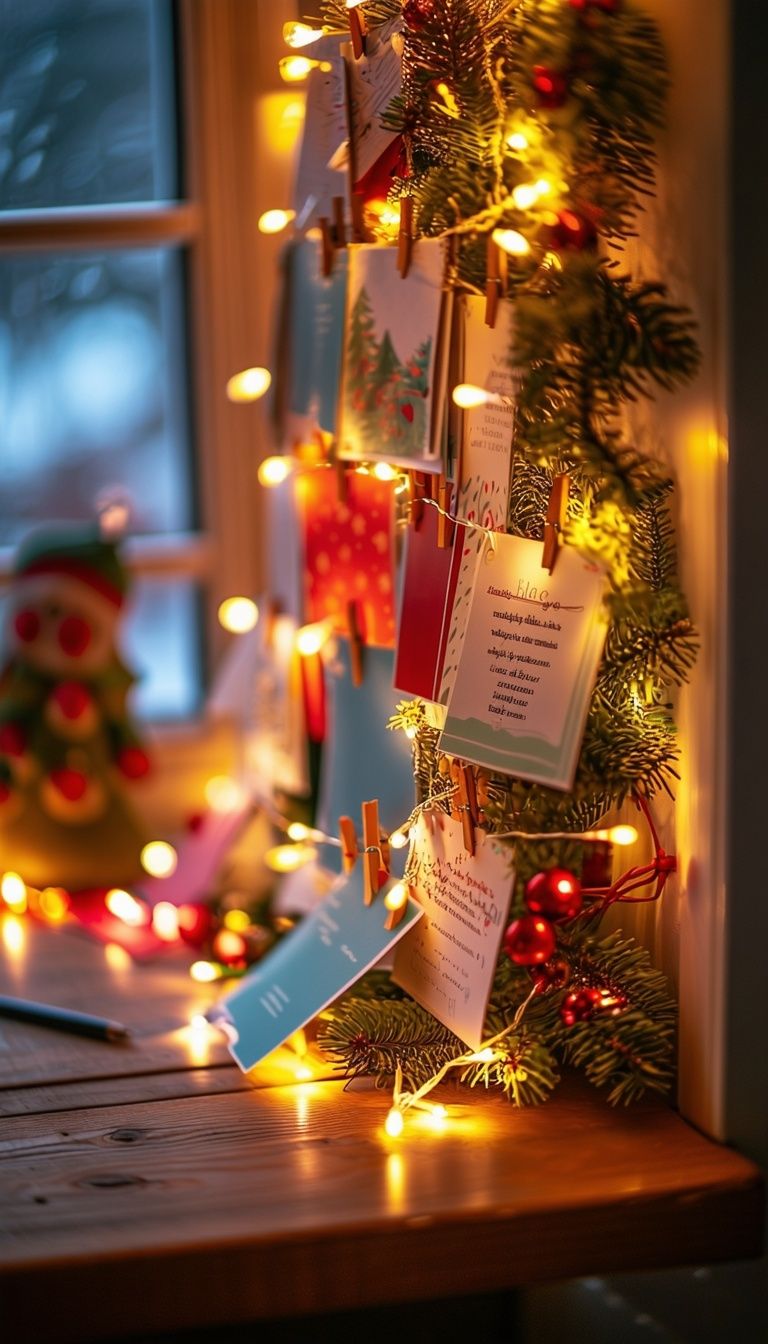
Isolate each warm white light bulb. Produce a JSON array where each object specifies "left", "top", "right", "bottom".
[
  {"left": 372, "top": 462, "right": 398, "bottom": 481},
  {"left": 226, "top": 367, "right": 272, "bottom": 402},
  {"left": 609, "top": 825, "right": 639, "bottom": 847},
  {"left": 389, "top": 830, "right": 408, "bottom": 850},
  {"left": 257, "top": 456, "right": 293, "bottom": 488},
  {"left": 258, "top": 208, "right": 296, "bottom": 235},
  {"left": 205, "top": 776, "right": 247, "bottom": 813},
  {"left": 264, "top": 843, "right": 317, "bottom": 874},
  {"left": 190, "top": 960, "right": 219, "bottom": 983},
  {"left": 218, "top": 596, "right": 259, "bottom": 633},
  {"left": 385, "top": 1107, "right": 405, "bottom": 1138},
  {"left": 279, "top": 55, "right": 316, "bottom": 82},
  {"left": 492, "top": 228, "right": 530, "bottom": 257},
  {"left": 384, "top": 882, "right": 408, "bottom": 912},
  {"left": 512, "top": 183, "right": 539, "bottom": 210},
  {"left": 296, "top": 622, "right": 329, "bottom": 656},
  {"left": 141, "top": 840, "right": 179, "bottom": 878},
  {"left": 152, "top": 901, "right": 181, "bottom": 941},
  {"left": 282, "top": 21, "right": 324, "bottom": 47},
  {"left": 1, "top": 871, "right": 27, "bottom": 912},
  {"left": 452, "top": 383, "right": 489, "bottom": 409},
  {"left": 105, "top": 888, "right": 148, "bottom": 927}
]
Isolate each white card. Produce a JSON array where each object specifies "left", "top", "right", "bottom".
[
  {"left": 292, "top": 37, "right": 349, "bottom": 229},
  {"left": 392, "top": 812, "right": 514, "bottom": 1049},
  {"left": 439, "top": 296, "right": 516, "bottom": 704},
  {"left": 346, "top": 17, "right": 403, "bottom": 184},
  {"left": 440, "top": 533, "right": 607, "bottom": 790}
]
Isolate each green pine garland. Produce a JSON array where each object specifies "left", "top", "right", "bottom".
[{"left": 313, "top": 0, "right": 697, "bottom": 1105}]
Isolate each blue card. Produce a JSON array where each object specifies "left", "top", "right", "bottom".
[
  {"left": 287, "top": 236, "right": 348, "bottom": 440},
  {"left": 215, "top": 864, "right": 423, "bottom": 1072},
  {"left": 315, "top": 638, "right": 414, "bottom": 850}
]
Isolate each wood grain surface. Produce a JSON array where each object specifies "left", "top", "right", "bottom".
[{"left": 0, "top": 914, "right": 764, "bottom": 1343}]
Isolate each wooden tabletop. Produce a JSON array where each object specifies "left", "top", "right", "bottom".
[{"left": 0, "top": 913, "right": 763, "bottom": 1343}]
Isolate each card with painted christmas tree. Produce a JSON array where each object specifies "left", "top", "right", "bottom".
[{"left": 337, "top": 239, "right": 452, "bottom": 471}]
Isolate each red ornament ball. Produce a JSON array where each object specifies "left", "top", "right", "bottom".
[
  {"left": 49, "top": 766, "right": 88, "bottom": 802},
  {"left": 177, "top": 903, "right": 215, "bottom": 947},
  {"left": 504, "top": 914, "right": 556, "bottom": 966},
  {"left": 117, "top": 745, "right": 151, "bottom": 779},
  {"left": 560, "top": 986, "right": 602, "bottom": 1026},
  {"left": 543, "top": 208, "right": 598, "bottom": 251},
  {"left": 52, "top": 681, "right": 92, "bottom": 721},
  {"left": 529, "top": 956, "right": 571, "bottom": 994},
  {"left": 402, "top": 0, "right": 436, "bottom": 30},
  {"left": 58, "top": 614, "right": 92, "bottom": 657},
  {"left": 524, "top": 867, "right": 582, "bottom": 920},
  {"left": 532, "top": 65, "right": 569, "bottom": 109}
]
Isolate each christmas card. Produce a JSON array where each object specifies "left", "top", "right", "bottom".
[
  {"left": 394, "top": 297, "right": 515, "bottom": 702},
  {"left": 292, "top": 36, "right": 349, "bottom": 230},
  {"left": 392, "top": 811, "right": 514, "bottom": 1049},
  {"left": 283, "top": 236, "right": 349, "bottom": 445},
  {"left": 338, "top": 239, "right": 450, "bottom": 471},
  {"left": 214, "top": 863, "right": 423, "bottom": 1072},
  {"left": 315, "top": 637, "right": 414, "bottom": 850},
  {"left": 440, "top": 534, "right": 607, "bottom": 790},
  {"left": 345, "top": 15, "right": 403, "bottom": 186},
  {"left": 296, "top": 466, "right": 397, "bottom": 647},
  {"left": 439, "top": 296, "right": 516, "bottom": 704},
  {"left": 394, "top": 499, "right": 465, "bottom": 700}
]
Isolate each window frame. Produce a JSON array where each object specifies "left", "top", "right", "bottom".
[{"left": 0, "top": 0, "right": 294, "bottom": 714}]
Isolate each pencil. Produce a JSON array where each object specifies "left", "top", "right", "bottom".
[{"left": 0, "top": 995, "right": 132, "bottom": 1043}]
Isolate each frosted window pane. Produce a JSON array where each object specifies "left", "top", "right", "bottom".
[
  {"left": 120, "top": 578, "right": 203, "bottom": 721},
  {"left": 0, "top": 0, "right": 176, "bottom": 210},
  {"left": 0, "top": 247, "right": 194, "bottom": 546}
]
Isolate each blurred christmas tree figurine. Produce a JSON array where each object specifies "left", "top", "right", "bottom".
[{"left": 0, "top": 525, "right": 151, "bottom": 890}]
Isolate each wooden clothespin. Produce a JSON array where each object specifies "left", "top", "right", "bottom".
[
  {"left": 541, "top": 472, "right": 570, "bottom": 573},
  {"left": 397, "top": 197, "right": 413, "bottom": 279},
  {"left": 436, "top": 477, "right": 454, "bottom": 549},
  {"left": 346, "top": 598, "right": 365, "bottom": 687},
  {"left": 362, "top": 799, "right": 384, "bottom": 905},
  {"left": 318, "top": 196, "right": 347, "bottom": 278},
  {"left": 485, "top": 234, "right": 504, "bottom": 328},
  {"left": 339, "top": 815, "right": 359, "bottom": 872},
  {"left": 448, "top": 759, "right": 463, "bottom": 823},
  {"left": 348, "top": 3, "right": 367, "bottom": 59},
  {"left": 456, "top": 763, "right": 479, "bottom": 856},
  {"left": 409, "top": 470, "right": 428, "bottom": 529}
]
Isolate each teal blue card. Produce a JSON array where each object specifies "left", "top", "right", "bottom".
[{"left": 215, "top": 865, "right": 423, "bottom": 1072}]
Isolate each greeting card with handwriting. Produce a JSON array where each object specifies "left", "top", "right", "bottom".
[
  {"left": 439, "top": 296, "right": 515, "bottom": 705},
  {"left": 215, "top": 864, "right": 423, "bottom": 1072},
  {"left": 346, "top": 16, "right": 403, "bottom": 186},
  {"left": 392, "top": 812, "right": 514, "bottom": 1049},
  {"left": 440, "top": 534, "right": 607, "bottom": 790},
  {"left": 338, "top": 239, "right": 449, "bottom": 470},
  {"left": 296, "top": 467, "right": 397, "bottom": 647},
  {"left": 292, "top": 36, "right": 349, "bottom": 230}
]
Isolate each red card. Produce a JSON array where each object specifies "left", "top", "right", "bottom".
[
  {"left": 394, "top": 504, "right": 465, "bottom": 700},
  {"left": 296, "top": 469, "right": 397, "bottom": 648}
]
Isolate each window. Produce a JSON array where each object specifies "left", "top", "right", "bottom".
[{"left": 0, "top": 0, "right": 279, "bottom": 722}]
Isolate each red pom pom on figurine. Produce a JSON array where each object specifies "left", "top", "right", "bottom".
[
  {"left": 524, "top": 867, "right": 582, "bottom": 920},
  {"left": 117, "top": 745, "right": 151, "bottom": 779},
  {"left": 49, "top": 766, "right": 88, "bottom": 802},
  {"left": 532, "top": 65, "right": 569, "bottom": 108},
  {"left": 52, "top": 681, "right": 92, "bottom": 721},
  {"left": 503, "top": 913, "right": 556, "bottom": 965}
]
